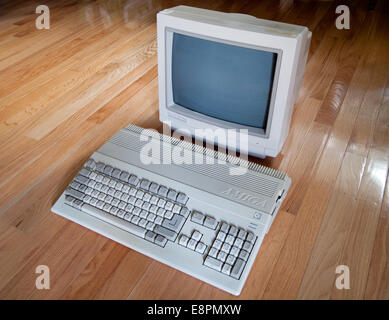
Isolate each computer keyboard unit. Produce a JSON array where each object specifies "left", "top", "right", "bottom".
[{"left": 52, "top": 124, "right": 290, "bottom": 295}]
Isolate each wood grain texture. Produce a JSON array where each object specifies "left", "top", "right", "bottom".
[{"left": 0, "top": 0, "right": 388, "bottom": 299}]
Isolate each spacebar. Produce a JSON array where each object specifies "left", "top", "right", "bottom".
[{"left": 80, "top": 203, "right": 147, "bottom": 238}]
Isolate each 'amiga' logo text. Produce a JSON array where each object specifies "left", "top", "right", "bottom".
[{"left": 221, "top": 188, "right": 264, "bottom": 207}]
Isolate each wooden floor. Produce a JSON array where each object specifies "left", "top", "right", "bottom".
[{"left": 0, "top": 0, "right": 388, "bottom": 300}]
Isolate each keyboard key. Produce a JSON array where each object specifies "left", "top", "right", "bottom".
[
  {"left": 191, "top": 211, "right": 205, "bottom": 224},
  {"left": 238, "top": 250, "right": 249, "bottom": 261},
  {"left": 145, "top": 231, "right": 157, "bottom": 242},
  {"left": 150, "top": 195, "right": 158, "bottom": 205},
  {"left": 102, "top": 176, "right": 110, "bottom": 185},
  {"left": 226, "top": 254, "right": 236, "bottom": 265},
  {"left": 88, "top": 180, "right": 96, "bottom": 188},
  {"left": 125, "top": 204, "right": 134, "bottom": 212},
  {"left": 107, "top": 188, "right": 115, "bottom": 196},
  {"left": 212, "top": 239, "right": 222, "bottom": 250},
  {"left": 149, "top": 183, "right": 159, "bottom": 194},
  {"left": 96, "top": 162, "right": 105, "bottom": 172},
  {"left": 122, "top": 184, "right": 130, "bottom": 193},
  {"left": 118, "top": 201, "right": 126, "bottom": 210},
  {"left": 119, "top": 171, "right": 130, "bottom": 182},
  {"left": 243, "top": 241, "right": 253, "bottom": 252},
  {"left": 225, "top": 234, "right": 235, "bottom": 245},
  {"left": 95, "top": 182, "right": 103, "bottom": 191},
  {"left": 231, "top": 258, "right": 245, "bottom": 279},
  {"left": 117, "top": 210, "right": 126, "bottom": 218},
  {"left": 191, "top": 230, "right": 202, "bottom": 241},
  {"left": 237, "top": 229, "right": 247, "bottom": 240},
  {"left": 139, "top": 219, "right": 147, "bottom": 228},
  {"left": 110, "top": 207, "right": 119, "bottom": 215},
  {"left": 204, "top": 256, "right": 223, "bottom": 272},
  {"left": 121, "top": 193, "right": 129, "bottom": 202},
  {"left": 146, "top": 222, "right": 155, "bottom": 231},
  {"left": 180, "top": 207, "right": 190, "bottom": 218},
  {"left": 179, "top": 234, "right": 189, "bottom": 246},
  {"left": 187, "top": 239, "right": 197, "bottom": 250},
  {"left": 140, "top": 210, "right": 148, "bottom": 219},
  {"left": 140, "top": 179, "right": 151, "bottom": 190},
  {"left": 176, "top": 192, "right": 188, "bottom": 205},
  {"left": 158, "top": 186, "right": 168, "bottom": 197},
  {"left": 64, "top": 195, "right": 76, "bottom": 205},
  {"left": 104, "top": 165, "right": 113, "bottom": 176},
  {"left": 89, "top": 172, "right": 97, "bottom": 180},
  {"left": 217, "top": 251, "right": 227, "bottom": 262},
  {"left": 96, "top": 200, "right": 104, "bottom": 209},
  {"left": 154, "top": 225, "right": 178, "bottom": 241},
  {"left": 65, "top": 188, "right": 84, "bottom": 200},
  {"left": 147, "top": 213, "right": 156, "bottom": 222},
  {"left": 162, "top": 214, "right": 185, "bottom": 232},
  {"left": 167, "top": 189, "right": 178, "bottom": 201},
  {"left": 208, "top": 248, "right": 218, "bottom": 258},
  {"left": 216, "top": 231, "right": 226, "bottom": 242},
  {"left": 79, "top": 168, "right": 91, "bottom": 177},
  {"left": 83, "top": 195, "right": 91, "bottom": 204},
  {"left": 103, "top": 204, "right": 111, "bottom": 212},
  {"left": 228, "top": 226, "right": 238, "bottom": 237},
  {"left": 246, "top": 232, "right": 255, "bottom": 243},
  {"left": 165, "top": 201, "right": 174, "bottom": 211},
  {"left": 131, "top": 216, "right": 140, "bottom": 225},
  {"left": 115, "top": 182, "right": 123, "bottom": 191},
  {"left": 115, "top": 191, "right": 124, "bottom": 199},
  {"left": 157, "top": 199, "right": 166, "bottom": 208},
  {"left": 156, "top": 208, "right": 165, "bottom": 216},
  {"left": 128, "top": 175, "right": 139, "bottom": 186},
  {"left": 112, "top": 168, "right": 121, "bottom": 179},
  {"left": 85, "top": 159, "right": 96, "bottom": 170},
  {"left": 154, "top": 216, "right": 163, "bottom": 225},
  {"left": 135, "top": 199, "right": 143, "bottom": 207},
  {"left": 154, "top": 235, "right": 167, "bottom": 247},
  {"left": 143, "top": 193, "right": 151, "bottom": 202},
  {"left": 149, "top": 205, "right": 158, "bottom": 214},
  {"left": 222, "top": 264, "right": 232, "bottom": 275},
  {"left": 172, "top": 204, "right": 181, "bottom": 214},
  {"left": 221, "top": 243, "right": 231, "bottom": 253},
  {"left": 142, "top": 202, "right": 151, "bottom": 211},
  {"left": 194, "top": 242, "right": 205, "bottom": 254},
  {"left": 203, "top": 216, "right": 217, "bottom": 229},
  {"left": 74, "top": 174, "right": 89, "bottom": 185},
  {"left": 220, "top": 222, "right": 229, "bottom": 233},
  {"left": 230, "top": 246, "right": 240, "bottom": 257},
  {"left": 234, "top": 238, "right": 243, "bottom": 249},
  {"left": 164, "top": 210, "right": 173, "bottom": 219}
]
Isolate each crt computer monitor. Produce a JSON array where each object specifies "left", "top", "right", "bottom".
[{"left": 157, "top": 6, "right": 311, "bottom": 158}]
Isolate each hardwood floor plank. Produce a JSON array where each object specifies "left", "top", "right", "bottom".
[
  {"left": 364, "top": 175, "right": 389, "bottom": 299},
  {"left": 262, "top": 13, "right": 381, "bottom": 298}
]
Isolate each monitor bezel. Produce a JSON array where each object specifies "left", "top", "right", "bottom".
[{"left": 164, "top": 28, "right": 283, "bottom": 138}]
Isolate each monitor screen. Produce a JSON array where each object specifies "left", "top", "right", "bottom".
[{"left": 171, "top": 33, "right": 278, "bottom": 130}]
